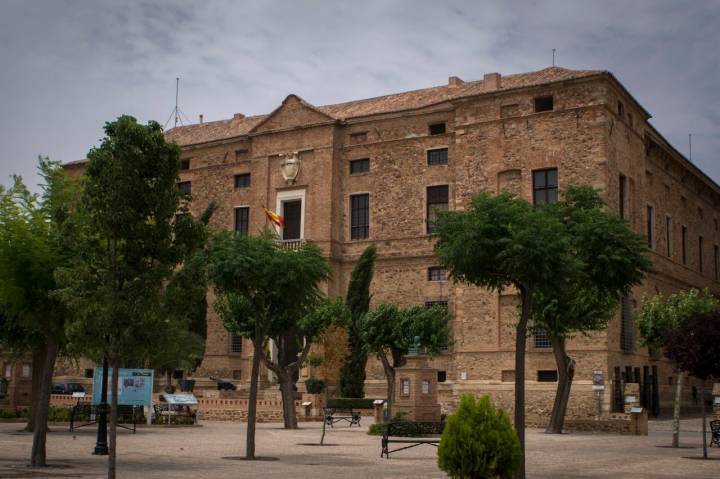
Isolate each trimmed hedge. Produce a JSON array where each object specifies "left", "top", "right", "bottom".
[{"left": 326, "top": 398, "right": 377, "bottom": 409}]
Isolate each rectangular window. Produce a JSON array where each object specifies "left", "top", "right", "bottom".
[
  {"left": 3, "top": 363, "right": 11, "bottom": 377},
  {"left": 427, "top": 267, "right": 447, "bottom": 282},
  {"left": 534, "top": 95, "right": 554, "bottom": 112},
  {"left": 234, "top": 173, "right": 251, "bottom": 188},
  {"left": 426, "top": 185, "right": 449, "bottom": 234},
  {"left": 681, "top": 225, "right": 687, "bottom": 265},
  {"left": 646, "top": 205, "right": 654, "bottom": 250},
  {"left": 425, "top": 300, "right": 448, "bottom": 309},
  {"left": 534, "top": 328, "right": 552, "bottom": 348},
  {"left": 235, "top": 149, "right": 248, "bottom": 160},
  {"left": 282, "top": 200, "right": 302, "bottom": 240},
  {"left": 619, "top": 175, "right": 627, "bottom": 219},
  {"left": 537, "top": 370, "right": 558, "bottom": 382},
  {"left": 666, "top": 216, "right": 672, "bottom": 257},
  {"left": 350, "top": 194, "right": 369, "bottom": 240},
  {"left": 84, "top": 368, "right": 94, "bottom": 378},
  {"left": 699, "top": 236, "right": 704, "bottom": 272},
  {"left": 180, "top": 159, "right": 190, "bottom": 170},
  {"left": 617, "top": 101, "right": 625, "bottom": 118},
  {"left": 427, "top": 148, "right": 449, "bottom": 166},
  {"left": 532, "top": 168, "right": 558, "bottom": 205},
  {"left": 429, "top": 122, "right": 446, "bottom": 135},
  {"left": 178, "top": 181, "right": 191, "bottom": 195},
  {"left": 349, "top": 132, "right": 367, "bottom": 144},
  {"left": 21, "top": 364, "right": 31, "bottom": 377},
  {"left": 350, "top": 158, "right": 370, "bottom": 175},
  {"left": 437, "top": 371, "right": 447, "bottom": 383},
  {"left": 401, "top": 379, "right": 410, "bottom": 396},
  {"left": 229, "top": 334, "right": 243, "bottom": 354},
  {"left": 714, "top": 245, "right": 719, "bottom": 280},
  {"left": 620, "top": 295, "right": 633, "bottom": 352},
  {"left": 234, "top": 207, "right": 249, "bottom": 235}
]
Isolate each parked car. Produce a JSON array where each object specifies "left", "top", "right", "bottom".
[{"left": 51, "top": 382, "right": 85, "bottom": 395}]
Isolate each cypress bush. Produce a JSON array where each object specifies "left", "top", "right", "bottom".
[{"left": 438, "top": 395, "right": 520, "bottom": 479}]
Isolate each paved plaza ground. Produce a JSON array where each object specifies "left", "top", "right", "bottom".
[{"left": 0, "top": 418, "right": 718, "bottom": 478}]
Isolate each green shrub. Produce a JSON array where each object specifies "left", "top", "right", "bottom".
[
  {"left": 326, "top": 397, "right": 376, "bottom": 409},
  {"left": 367, "top": 412, "right": 410, "bottom": 436},
  {"left": 305, "top": 378, "right": 326, "bottom": 394},
  {"left": 47, "top": 406, "right": 72, "bottom": 422},
  {"left": 438, "top": 395, "right": 520, "bottom": 479},
  {"left": 0, "top": 408, "right": 19, "bottom": 419}
]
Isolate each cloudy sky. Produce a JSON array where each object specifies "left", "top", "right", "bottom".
[{"left": 1, "top": 0, "right": 718, "bottom": 190}]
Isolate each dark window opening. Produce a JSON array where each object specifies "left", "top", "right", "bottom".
[
  {"left": 619, "top": 174, "right": 627, "bottom": 219},
  {"left": 437, "top": 371, "right": 447, "bottom": 383},
  {"left": 534, "top": 328, "right": 552, "bottom": 348},
  {"left": 617, "top": 101, "right": 625, "bottom": 118},
  {"left": 666, "top": 216, "right": 672, "bottom": 257},
  {"left": 180, "top": 159, "right": 190, "bottom": 170},
  {"left": 428, "top": 267, "right": 447, "bottom": 282},
  {"left": 699, "top": 236, "right": 704, "bottom": 272},
  {"left": 427, "top": 148, "right": 449, "bottom": 166},
  {"left": 620, "top": 295, "right": 633, "bottom": 352},
  {"left": 173, "top": 369, "right": 184, "bottom": 380},
  {"left": 234, "top": 207, "right": 249, "bottom": 235},
  {"left": 681, "top": 225, "right": 687, "bottom": 265},
  {"left": 178, "top": 181, "right": 191, "bottom": 195},
  {"left": 350, "top": 158, "right": 370, "bottom": 175},
  {"left": 234, "top": 173, "right": 251, "bottom": 188},
  {"left": 427, "top": 185, "right": 449, "bottom": 234},
  {"left": 282, "top": 200, "right": 302, "bottom": 240},
  {"left": 235, "top": 149, "right": 248, "bottom": 160},
  {"left": 84, "top": 369, "right": 94, "bottom": 378},
  {"left": 714, "top": 245, "right": 718, "bottom": 280},
  {"left": 534, "top": 95, "right": 554, "bottom": 112},
  {"left": 646, "top": 205, "right": 654, "bottom": 249},
  {"left": 350, "top": 194, "right": 369, "bottom": 240},
  {"left": 230, "top": 334, "right": 243, "bottom": 354},
  {"left": 429, "top": 123, "right": 446, "bottom": 135},
  {"left": 532, "top": 168, "right": 558, "bottom": 205},
  {"left": 537, "top": 370, "right": 558, "bottom": 382}
]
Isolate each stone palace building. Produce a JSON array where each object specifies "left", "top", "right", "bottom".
[{"left": 57, "top": 66, "right": 719, "bottom": 419}]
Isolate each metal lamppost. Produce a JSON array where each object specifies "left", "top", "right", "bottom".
[{"left": 93, "top": 358, "right": 109, "bottom": 455}]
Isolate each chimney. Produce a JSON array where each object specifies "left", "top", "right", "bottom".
[
  {"left": 233, "top": 113, "right": 245, "bottom": 120},
  {"left": 448, "top": 76, "right": 464, "bottom": 88},
  {"left": 199, "top": 114, "right": 204, "bottom": 124},
  {"left": 483, "top": 73, "right": 501, "bottom": 91}
]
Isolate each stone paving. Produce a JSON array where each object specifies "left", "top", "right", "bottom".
[{"left": 0, "top": 418, "right": 718, "bottom": 478}]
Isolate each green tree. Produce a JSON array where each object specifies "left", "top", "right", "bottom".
[
  {"left": 637, "top": 288, "right": 718, "bottom": 448},
  {"left": 0, "top": 158, "right": 79, "bottom": 466},
  {"left": 663, "top": 310, "right": 720, "bottom": 459},
  {"left": 360, "top": 304, "right": 451, "bottom": 415},
  {"left": 433, "top": 191, "right": 580, "bottom": 479},
  {"left": 340, "top": 244, "right": 376, "bottom": 398},
  {"left": 438, "top": 394, "right": 521, "bottom": 479},
  {"left": 55, "top": 116, "right": 202, "bottom": 479},
  {"left": 534, "top": 186, "right": 650, "bottom": 433},
  {"left": 208, "top": 231, "right": 331, "bottom": 457}
]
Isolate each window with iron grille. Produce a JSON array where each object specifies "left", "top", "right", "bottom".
[
  {"left": 178, "top": 181, "right": 191, "bottom": 195},
  {"left": 229, "top": 334, "right": 243, "bottom": 354},
  {"left": 425, "top": 300, "right": 448, "bottom": 309},
  {"left": 427, "top": 267, "right": 447, "bottom": 282},
  {"left": 620, "top": 295, "right": 634, "bottom": 352},
  {"left": 534, "top": 328, "right": 552, "bottom": 348},
  {"left": 235, "top": 149, "right": 248, "bottom": 160},
  {"left": 234, "top": 173, "right": 251, "bottom": 188},
  {"left": 180, "top": 159, "right": 190, "bottom": 170},
  {"left": 429, "top": 123, "right": 446, "bottom": 135},
  {"left": 699, "top": 236, "right": 704, "bottom": 272},
  {"left": 350, "top": 158, "right": 370, "bottom": 175},
  {"left": 646, "top": 205, "right": 654, "bottom": 250},
  {"left": 537, "top": 370, "right": 558, "bottom": 382},
  {"left": 715, "top": 245, "right": 719, "bottom": 280},
  {"left": 350, "top": 194, "right": 369, "bottom": 240},
  {"left": 426, "top": 185, "right": 449, "bottom": 234},
  {"left": 427, "top": 148, "right": 449, "bottom": 166},
  {"left": 532, "top": 169, "right": 558, "bottom": 205},
  {"left": 619, "top": 174, "right": 627, "bottom": 219},
  {"left": 534, "top": 95, "right": 553, "bottom": 112},
  {"left": 666, "top": 216, "right": 672, "bottom": 257},
  {"left": 681, "top": 225, "right": 687, "bottom": 265},
  {"left": 234, "top": 207, "right": 249, "bottom": 235}
]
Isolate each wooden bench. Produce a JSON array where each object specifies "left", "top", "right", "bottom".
[
  {"left": 381, "top": 421, "right": 445, "bottom": 459},
  {"left": 70, "top": 404, "right": 142, "bottom": 433},
  {"left": 324, "top": 407, "right": 361, "bottom": 427},
  {"left": 711, "top": 420, "right": 720, "bottom": 447}
]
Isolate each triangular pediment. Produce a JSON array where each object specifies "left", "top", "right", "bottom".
[{"left": 250, "top": 95, "right": 336, "bottom": 133}]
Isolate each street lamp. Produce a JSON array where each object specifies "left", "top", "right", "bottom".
[{"left": 93, "top": 358, "right": 109, "bottom": 455}]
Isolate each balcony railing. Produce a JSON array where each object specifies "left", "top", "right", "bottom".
[{"left": 275, "top": 239, "right": 306, "bottom": 251}]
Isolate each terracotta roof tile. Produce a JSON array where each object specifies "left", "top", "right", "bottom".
[{"left": 165, "top": 67, "right": 602, "bottom": 146}]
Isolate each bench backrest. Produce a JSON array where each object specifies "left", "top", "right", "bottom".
[{"left": 387, "top": 421, "right": 445, "bottom": 437}]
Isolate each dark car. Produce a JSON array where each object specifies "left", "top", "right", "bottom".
[{"left": 51, "top": 382, "right": 86, "bottom": 395}]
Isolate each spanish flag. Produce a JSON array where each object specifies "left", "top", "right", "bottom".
[{"left": 263, "top": 207, "right": 284, "bottom": 228}]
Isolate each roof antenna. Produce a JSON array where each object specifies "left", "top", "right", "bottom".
[
  {"left": 552, "top": 49, "right": 556, "bottom": 66},
  {"left": 164, "top": 77, "right": 192, "bottom": 129}
]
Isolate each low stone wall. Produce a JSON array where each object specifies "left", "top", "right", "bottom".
[{"left": 198, "top": 398, "right": 310, "bottom": 423}]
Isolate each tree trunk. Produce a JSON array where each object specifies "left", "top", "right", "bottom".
[
  {"left": 701, "top": 381, "right": 707, "bottom": 459},
  {"left": 671, "top": 369, "right": 683, "bottom": 448},
  {"left": 30, "top": 340, "right": 58, "bottom": 467},
  {"left": 278, "top": 372, "right": 297, "bottom": 429},
  {"left": 514, "top": 285, "right": 532, "bottom": 479},
  {"left": 25, "top": 345, "right": 46, "bottom": 433},
  {"left": 108, "top": 360, "right": 119, "bottom": 479},
  {"left": 378, "top": 353, "right": 395, "bottom": 417},
  {"left": 245, "top": 337, "right": 263, "bottom": 459},
  {"left": 166, "top": 370, "right": 172, "bottom": 388},
  {"left": 546, "top": 336, "right": 574, "bottom": 434}
]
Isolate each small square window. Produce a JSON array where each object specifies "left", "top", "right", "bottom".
[
  {"left": 84, "top": 369, "right": 94, "bottom": 378},
  {"left": 537, "top": 370, "right": 558, "bottom": 382},
  {"left": 349, "top": 132, "right": 367, "bottom": 144},
  {"left": 427, "top": 148, "right": 448, "bottom": 166},
  {"left": 534, "top": 96, "right": 553, "bottom": 112},
  {"left": 429, "top": 123, "right": 446, "bottom": 135},
  {"left": 534, "top": 328, "right": 552, "bottom": 348},
  {"left": 178, "top": 181, "right": 191, "bottom": 195},
  {"left": 180, "top": 159, "right": 190, "bottom": 170},
  {"left": 232, "top": 370, "right": 242, "bottom": 380},
  {"left": 234, "top": 173, "right": 251, "bottom": 188},
  {"left": 437, "top": 371, "right": 447, "bottom": 383},
  {"left": 350, "top": 158, "right": 370, "bottom": 175},
  {"left": 235, "top": 149, "right": 248, "bottom": 160},
  {"left": 427, "top": 267, "right": 447, "bottom": 282}
]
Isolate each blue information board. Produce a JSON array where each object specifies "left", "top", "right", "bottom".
[{"left": 92, "top": 368, "right": 153, "bottom": 407}]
